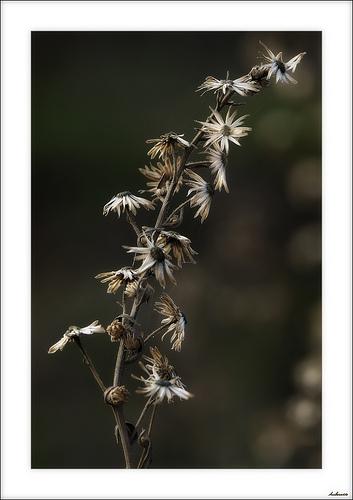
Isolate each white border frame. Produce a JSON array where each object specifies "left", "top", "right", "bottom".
[{"left": 1, "top": 1, "right": 352, "bottom": 499}]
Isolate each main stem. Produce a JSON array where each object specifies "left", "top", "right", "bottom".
[
  {"left": 111, "top": 283, "right": 133, "bottom": 469},
  {"left": 112, "top": 338, "right": 132, "bottom": 468},
  {"left": 111, "top": 282, "right": 146, "bottom": 468},
  {"left": 112, "top": 406, "right": 131, "bottom": 469},
  {"left": 111, "top": 90, "right": 234, "bottom": 468}
]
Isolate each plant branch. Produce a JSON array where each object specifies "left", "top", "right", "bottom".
[
  {"left": 112, "top": 406, "right": 132, "bottom": 469},
  {"left": 144, "top": 320, "right": 174, "bottom": 344},
  {"left": 113, "top": 338, "right": 125, "bottom": 386},
  {"left": 73, "top": 338, "right": 106, "bottom": 393},
  {"left": 137, "top": 404, "right": 157, "bottom": 469},
  {"left": 134, "top": 396, "right": 153, "bottom": 432},
  {"left": 126, "top": 212, "right": 141, "bottom": 238},
  {"left": 111, "top": 333, "right": 133, "bottom": 469},
  {"left": 154, "top": 174, "right": 175, "bottom": 229},
  {"left": 72, "top": 338, "right": 132, "bottom": 468},
  {"left": 185, "top": 160, "right": 209, "bottom": 169},
  {"left": 148, "top": 403, "right": 157, "bottom": 436},
  {"left": 164, "top": 199, "right": 190, "bottom": 226},
  {"left": 137, "top": 433, "right": 151, "bottom": 469}
]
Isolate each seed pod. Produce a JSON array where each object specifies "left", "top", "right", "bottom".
[
  {"left": 106, "top": 319, "right": 126, "bottom": 342},
  {"left": 124, "top": 334, "right": 143, "bottom": 364},
  {"left": 249, "top": 65, "right": 270, "bottom": 87},
  {"left": 124, "top": 279, "right": 139, "bottom": 298},
  {"left": 104, "top": 385, "right": 129, "bottom": 406},
  {"left": 138, "top": 429, "right": 151, "bottom": 448}
]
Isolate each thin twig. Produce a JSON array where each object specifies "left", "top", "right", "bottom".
[
  {"left": 72, "top": 338, "right": 131, "bottom": 468},
  {"left": 185, "top": 160, "right": 209, "bottom": 168},
  {"left": 134, "top": 396, "right": 153, "bottom": 432},
  {"left": 73, "top": 338, "right": 106, "bottom": 393},
  {"left": 126, "top": 212, "right": 141, "bottom": 237},
  {"left": 148, "top": 403, "right": 157, "bottom": 436},
  {"left": 144, "top": 320, "right": 174, "bottom": 344},
  {"left": 154, "top": 176, "right": 175, "bottom": 229},
  {"left": 164, "top": 199, "right": 190, "bottom": 225},
  {"left": 138, "top": 440, "right": 151, "bottom": 469},
  {"left": 137, "top": 405, "right": 157, "bottom": 469}
]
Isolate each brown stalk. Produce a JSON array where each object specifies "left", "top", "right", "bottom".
[
  {"left": 73, "top": 337, "right": 106, "bottom": 393},
  {"left": 73, "top": 337, "right": 132, "bottom": 468},
  {"left": 144, "top": 320, "right": 174, "bottom": 344}
]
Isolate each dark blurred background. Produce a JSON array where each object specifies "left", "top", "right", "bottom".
[{"left": 32, "top": 31, "right": 321, "bottom": 468}]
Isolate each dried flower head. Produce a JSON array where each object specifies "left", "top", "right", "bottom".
[
  {"left": 104, "top": 385, "right": 129, "bottom": 406},
  {"left": 103, "top": 191, "right": 154, "bottom": 217},
  {"left": 124, "top": 332, "right": 144, "bottom": 363},
  {"left": 95, "top": 267, "right": 138, "bottom": 295},
  {"left": 247, "top": 65, "right": 271, "bottom": 86},
  {"left": 124, "top": 278, "right": 140, "bottom": 298},
  {"left": 124, "top": 333, "right": 142, "bottom": 352},
  {"left": 146, "top": 132, "right": 190, "bottom": 160},
  {"left": 197, "top": 107, "right": 251, "bottom": 154},
  {"left": 124, "top": 234, "right": 177, "bottom": 288},
  {"left": 154, "top": 294, "right": 187, "bottom": 351},
  {"left": 127, "top": 275, "right": 155, "bottom": 302},
  {"left": 157, "top": 230, "right": 197, "bottom": 267},
  {"left": 133, "top": 347, "right": 192, "bottom": 403},
  {"left": 197, "top": 73, "right": 260, "bottom": 96},
  {"left": 185, "top": 169, "right": 214, "bottom": 223},
  {"left": 206, "top": 143, "right": 229, "bottom": 193},
  {"left": 139, "top": 157, "right": 183, "bottom": 200},
  {"left": 48, "top": 320, "right": 105, "bottom": 354},
  {"left": 106, "top": 318, "right": 127, "bottom": 342},
  {"left": 260, "top": 41, "right": 306, "bottom": 84}
]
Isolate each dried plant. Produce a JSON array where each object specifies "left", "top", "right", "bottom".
[{"left": 49, "top": 41, "right": 306, "bottom": 468}]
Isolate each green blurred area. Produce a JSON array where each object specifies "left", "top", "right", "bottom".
[{"left": 32, "top": 31, "right": 321, "bottom": 468}]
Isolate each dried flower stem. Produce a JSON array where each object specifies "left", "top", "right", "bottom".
[
  {"left": 154, "top": 171, "right": 176, "bottom": 229},
  {"left": 144, "top": 320, "right": 174, "bottom": 344},
  {"left": 109, "top": 284, "right": 146, "bottom": 467},
  {"left": 137, "top": 438, "right": 151, "bottom": 469},
  {"left": 137, "top": 405, "right": 157, "bottom": 468},
  {"left": 113, "top": 340, "right": 125, "bottom": 386},
  {"left": 134, "top": 395, "right": 153, "bottom": 431},
  {"left": 112, "top": 303, "right": 132, "bottom": 468},
  {"left": 73, "top": 337, "right": 132, "bottom": 468},
  {"left": 148, "top": 403, "right": 157, "bottom": 436},
  {"left": 112, "top": 406, "right": 132, "bottom": 469},
  {"left": 185, "top": 160, "right": 209, "bottom": 169},
  {"left": 73, "top": 338, "right": 106, "bottom": 393},
  {"left": 127, "top": 212, "right": 141, "bottom": 237},
  {"left": 165, "top": 199, "right": 190, "bottom": 224}
]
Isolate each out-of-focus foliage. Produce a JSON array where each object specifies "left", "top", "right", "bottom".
[{"left": 32, "top": 31, "right": 321, "bottom": 468}]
